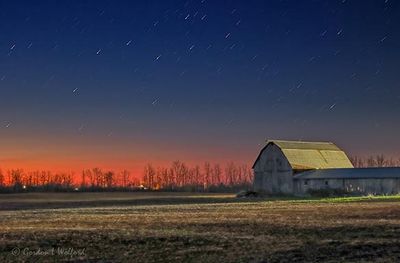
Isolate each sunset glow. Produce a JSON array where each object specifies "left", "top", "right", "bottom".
[{"left": 1, "top": 1, "right": 400, "bottom": 179}]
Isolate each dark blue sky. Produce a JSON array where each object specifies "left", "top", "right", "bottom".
[{"left": 1, "top": 0, "right": 399, "bottom": 172}]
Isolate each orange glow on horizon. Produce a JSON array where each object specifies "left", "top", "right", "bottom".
[{"left": 0, "top": 132, "right": 255, "bottom": 182}]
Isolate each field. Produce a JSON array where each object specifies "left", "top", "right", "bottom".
[{"left": 1, "top": 193, "right": 400, "bottom": 262}]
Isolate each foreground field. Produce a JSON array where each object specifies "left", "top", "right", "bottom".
[{"left": 1, "top": 193, "right": 400, "bottom": 262}]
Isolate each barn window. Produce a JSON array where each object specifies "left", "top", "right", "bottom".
[
  {"left": 304, "top": 180, "right": 308, "bottom": 185},
  {"left": 325, "top": 181, "right": 329, "bottom": 186}
]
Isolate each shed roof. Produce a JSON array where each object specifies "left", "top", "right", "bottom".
[
  {"left": 293, "top": 167, "right": 400, "bottom": 179},
  {"left": 252, "top": 140, "right": 354, "bottom": 170}
]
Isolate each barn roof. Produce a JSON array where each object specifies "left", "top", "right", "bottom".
[
  {"left": 252, "top": 140, "right": 354, "bottom": 170},
  {"left": 293, "top": 167, "right": 400, "bottom": 179}
]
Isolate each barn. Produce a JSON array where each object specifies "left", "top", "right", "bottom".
[{"left": 252, "top": 140, "right": 400, "bottom": 196}]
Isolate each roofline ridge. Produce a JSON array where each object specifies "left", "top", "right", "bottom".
[{"left": 266, "top": 139, "right": 335, "bottom": 144}]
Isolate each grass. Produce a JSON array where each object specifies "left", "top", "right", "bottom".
[{"left": 1, "top": 192, "right": 400, "bottom": 262}]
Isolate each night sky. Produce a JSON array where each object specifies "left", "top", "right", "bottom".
[{"left": 1, "top": 0, "right": 399, "bottom": 175}]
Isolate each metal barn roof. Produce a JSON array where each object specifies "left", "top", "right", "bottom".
[
  {"left": 294, "top": 167, "right": 400, "bottom": 180},
  {"left": 253, "top": 140, "right": 354, "bottom": 170},
  {"left": 271, "top": 140, "right": 341, "bottom": 151}
]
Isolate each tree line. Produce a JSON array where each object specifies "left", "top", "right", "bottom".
[
  {"left": 0, "top": 168, "right": 140, "bottom": 193},
  {"left": 349, "top": 155, "right": 400, "bottom": 168},
  {"left": 1, "top": 155, "right": 399, "bottom": 193},
  {"left": 0, "top": 161, "right": 253, "bottom": 193},
  {"left": 142, "top": 161, "right": 253, "bottom": 191}
]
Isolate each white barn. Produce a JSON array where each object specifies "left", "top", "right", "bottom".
[{"left": 252, "top": 140, "right": 400, "bottom": 196}]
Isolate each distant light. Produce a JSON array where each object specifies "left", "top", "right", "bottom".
[
  {"left": 74, "top": 188, "right": 79, "bottom": 191},
  {"left": 22, "top": 185, "right": 26, "bottom": 189}
]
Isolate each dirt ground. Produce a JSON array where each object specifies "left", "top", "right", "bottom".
[{"left": 0, "top": 192, "right": 400, "bottom": 262}]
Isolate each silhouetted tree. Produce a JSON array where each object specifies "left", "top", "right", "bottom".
[
  {"left": 0, "top": 169, "right": 4, "bottom": 187},
  {"left": 143, "top": 164, "right": 156, "bottom": 189},
  {"left": 203, "top": 162, "right": 211, "bottom": 188},
  {"left": 120, "top": 170, "right": 130, "bottom": 188},
  {"left": 104, "top": 171, "right": 114, "bottom": 188}
]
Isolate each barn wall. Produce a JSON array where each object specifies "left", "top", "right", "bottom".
[
  {"left": 293, "top": 178, "right": 343, "bottom": 195},
  {"left": 294, "top": 178, "right": 400, "bottom": 196},
  {"left": 253, "top": 144, "right": 293, "bottom": 194},
  {"left": 344, "top": 179, "right": 400, "bottom": 195}
]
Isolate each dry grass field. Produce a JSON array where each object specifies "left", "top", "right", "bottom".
[{"left": 1, "top": 192, "right": 400, "bottom": 262}]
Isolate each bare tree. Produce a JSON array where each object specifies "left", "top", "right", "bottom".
[
  {"left": 240, "top": 164, "right": 252, "bottom": 184},
  {"left": 367, "top": 156, "right": 376, "bottom": 167},
  {"left": 91, "top": 168, "right": 102, "bottom": 187},
  {"left": 225, "top": 162, "right": 237, "bottom": 185},
  {"left": 387, "top": 158, "right": 396, "bottom": 167},
  {"left": 143, "top": 164, "right": 156, "bottom": 189},
  {"left": 171, "top": 161, "right": 188, "bottom": 187},
  {"left": 155, "top": 167, "right": 163, "bottom": 190},
  {"left": 104, "top": 171, "right": 114, "bottom": 188},
  {"left": 375, "top": 154, "right": 386, "bottom": 167},
  {"left": 350, "top": 156, "right": 365, "bottom": 168},
  {"left": 212, "top": 164, "right": 222, "bottom": 186},
  {"left": 160, "top": 167, "right": 169, "bottom": 188},
  {"left": 203, "top": 162, "right": 212, "bottom": 187},
  {"left": 193, "top": 165, "right": 201, "bottom": 186},
  {"left": 0, "top": 169, "right": 5, "bottom": 187},
  {"left": 120, "top": 170, "right": 130, "bottom": 188},
  {"left": 7, "top": 169, "right": 24, "bottom": 190},
  {"left": 81, "top": 170, "right": 87, "bottom": 188}
]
